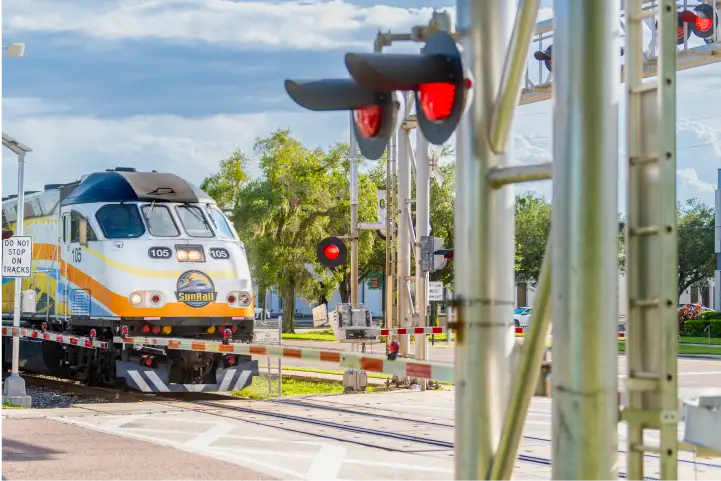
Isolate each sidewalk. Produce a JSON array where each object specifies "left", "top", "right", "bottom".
[{"left": 2, "top": 418, "right": 274, "bottom": 480}]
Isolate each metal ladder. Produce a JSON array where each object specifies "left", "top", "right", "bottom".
[{"left": 622, "top": 0, "right": 679, "bottom": 479}]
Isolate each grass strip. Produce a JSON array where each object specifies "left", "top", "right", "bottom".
[
  {"left": 618, "top": 342, "right": 721, "bottom": 355},
  {"left": 232, "top": 375, "right": 380, "bottom": 400}
]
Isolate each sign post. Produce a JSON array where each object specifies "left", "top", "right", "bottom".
[{"left": 2, "top": 132, "right": 33, "bottom": 408}]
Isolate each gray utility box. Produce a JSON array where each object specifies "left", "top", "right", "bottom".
[
  {"left": 334, "top": 303, "right": 380, "bottom": 342},
  {"left": 683, "top": 394, "right": 721, "bottom": 456},
  {"left": 343, "top": 369, "right": 368, "bottom": 393}
]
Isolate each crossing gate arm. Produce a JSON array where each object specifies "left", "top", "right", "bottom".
[
  {"left": 2, "top": 327, "right": 108, "bottom": 349},
  {"left": 114, "top": 336, "right": 455, "bottom": 383}
]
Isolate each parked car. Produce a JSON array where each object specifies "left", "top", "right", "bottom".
[{"left": 513, "top": 307, "right": 533, "bottom": 328}]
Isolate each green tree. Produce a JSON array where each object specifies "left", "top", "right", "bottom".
[
  {"left": 515, "top": 193, "right": 552, "bottom": 287},
  {"left": 200, "top": 149, "right": 250, "bottom": 211},
  {"left": 230, "top": 130, "right": 348, "bottom": 332},
  {"left": 677, "top": 198, "right": 715, "bottom": 299}
]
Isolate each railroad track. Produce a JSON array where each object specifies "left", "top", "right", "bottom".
[
  {"left": 153, "top": 397, "right": 721, "bottom": 479},
  {"left": 2, "top": 370, "right": 235, "bottom": 404}
]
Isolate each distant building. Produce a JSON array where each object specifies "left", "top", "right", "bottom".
[{"left": 255, "top": 280, "right": 384, "bottom": 319}]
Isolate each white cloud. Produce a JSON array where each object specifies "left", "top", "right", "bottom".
[
  {"left": 2, "top": 1, "right": 559, "bottom": 51},
  {"left": 677, "top": 168, "right": 716, "bottom": 193},
  {"left": 1, "top": 96, "right": 346, "bottom": 194},
  {"left": 2, "top": 0, "right": 450, "bottom": 50}
]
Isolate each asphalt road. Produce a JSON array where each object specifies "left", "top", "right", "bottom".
[
  {"left": 265, "top": 339, "right": 721, "bottom": 391},
  {"left": 5, "top": 387, "right": 721, "bottom": 480}
]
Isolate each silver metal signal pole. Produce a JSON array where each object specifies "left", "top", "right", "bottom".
[
  {"left": 455, "top": 0, "right": 517, "bottom": 477},
  {"left": 709, "top": 169, "right": 721, "bottom": 312},
  {"left": 551, "top": 0, "right": 620, "bottom": 477},
  {"left": 397, "top": 126, "right": 412, "bottom": 357},
  {"left": 350, "top": 116, "right": 360, "bottom": 308},
  {"left": 415, "top": 130, "right": 430, "bottom": 379}
]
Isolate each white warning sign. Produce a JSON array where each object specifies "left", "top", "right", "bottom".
[
  {"left": 2, "top": 236, "right": 33, "bottom": 278},
  {"left": 428, "top": 282, "right": 444, "bottom": 302}
]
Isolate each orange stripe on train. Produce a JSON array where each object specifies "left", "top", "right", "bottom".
[{"left": 29, "top": 242, "right": 254, "bottom": 318}]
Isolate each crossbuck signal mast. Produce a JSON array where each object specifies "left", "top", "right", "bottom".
[{"left": 286, "top": 0, "right": 721, "bottom": 478}]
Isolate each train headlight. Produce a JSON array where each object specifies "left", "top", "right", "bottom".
[
  {"left": 176, "top": 245, "right": 205, "bottom": 262},
  {"left": 237, "top": 292, "right": 251, "bottom": 307},
  {"left": 129, "top": 292, "right": 144, "bottom": 306}
]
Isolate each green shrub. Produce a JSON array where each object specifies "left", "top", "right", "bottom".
[
  {"left": 699, "top": 310, "right": 721, "bottom": 321},
  {"left": 681, "top": 319, "right": 721, "bottom": 336}
]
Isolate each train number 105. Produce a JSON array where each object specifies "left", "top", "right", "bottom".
[
  {"left": 148, "top": 247, "right": 172, "bottom": 259},
  {"left": 209, "top": 248, "right": 230, "bottom": 259}
]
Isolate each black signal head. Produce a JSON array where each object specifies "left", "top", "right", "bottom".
[{"left": 316, "top": 236, "right": 348, "bottom": 269}]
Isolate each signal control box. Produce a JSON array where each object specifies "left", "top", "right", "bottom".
[{"left": 330, "top": 303, "right": 380, "bottom": 342}]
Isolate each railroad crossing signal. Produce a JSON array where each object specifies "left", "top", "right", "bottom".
[
  {"left": 534, "top": 45, "right": 552, "bottom": 72},
  {"left": 316, "top": 236, "right": 348, "bottom": 269},
  {"left": 344, "top": 30, "right": 471, "bottom": 146},
  {"left": 284, "top": 78, "right": 403, "bottom": 160},
  {"left": 680, "top": 5, "right": 717, "bottom": 42}
]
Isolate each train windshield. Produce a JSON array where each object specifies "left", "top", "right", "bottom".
[
  {"left": 206, "top": 206, "right": 235, "bottom": 239},
  {"left": 141, "top": 204, "right": 180, "bottom": 237},
  {"left": 176, "top": 205, "right": 214, "bottom": 238},
  {"left": 95, "top": 204, "right": 145, "bottom": 239}
]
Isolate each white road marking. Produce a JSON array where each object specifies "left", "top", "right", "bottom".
[
  {"left": 184, "top": 423, "right": 237, "bottom": 448},
  {"left": 305, "top": 444, "right": 347, "bottom": 480}
]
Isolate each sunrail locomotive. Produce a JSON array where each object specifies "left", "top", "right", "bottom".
[{"left": 2, "top": 167, "right": 258, "bottom": 392}]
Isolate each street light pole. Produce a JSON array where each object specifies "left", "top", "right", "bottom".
[{"left": 2, "top": 133, "right": 33, "bottom": 408}]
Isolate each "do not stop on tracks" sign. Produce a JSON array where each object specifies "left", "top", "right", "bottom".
[{"left": 2, "top": 236, "right": 33, "bottom": 278}]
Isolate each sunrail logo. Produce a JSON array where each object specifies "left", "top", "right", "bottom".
[{"left": 175, "top": 270, "right": 217, "bottom": 308}]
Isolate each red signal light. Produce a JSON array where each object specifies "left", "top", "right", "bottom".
[
  {"left": 141, "top": 324, "right": 150, "bottom": 333},
  {"left": 419, "top": 82, "right": 456, "bottom": 122},
  {"left": 151, "top": 294, "right": 160, "bottom": 304},
  {"left": 354, "top": 105, "right": 382, "bottom": 138},
  {"left": 697, "top": 16, "right": 713, "bottom": 31},
  {"left": 89, "top": 329, "right": 97, "bottom": 339},
  {"left": 2, "top": 230, "right": 13, "bottom": 240},
  {"left": 323, "top": 244, "right": 340, "bottom": 261},
  {"left": 152, "top": 326, "right": 161, "bottom": 335}
]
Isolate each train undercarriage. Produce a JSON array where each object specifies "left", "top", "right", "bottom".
[{"left": 1, "top": 316, "right": 259, "bottom": 393}]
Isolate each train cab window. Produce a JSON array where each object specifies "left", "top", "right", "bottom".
[
  {"left": 70, "top": 210, "right": 98, "bottom": 243},
  {"left": 95, "top": 204, "right": 145, "bottom": 239},
  {"left": 206, "top": 206, "right": 235, "bottom": 239},
  {"left": 176, "top": 205, "right": 214, "bottom": 238},
  {"left": 141, "top": 204, "right": 179, "bottom": 237}
]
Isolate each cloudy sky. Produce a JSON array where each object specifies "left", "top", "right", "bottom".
[{"left": 2, "top": 0, "right": 719, "bottom": 209}]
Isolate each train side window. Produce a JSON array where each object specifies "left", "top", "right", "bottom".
[
  {"left": 62, "top": 213, "right": 69, "bottom": 242},
  {"left": 206, "top": 206, "right": 235, "bottom": 239},
  {"left": 70, "top": 210, "right": 97, "bottom": 243},
  {"left": 141, "top": 204, "right": 179, "bottom": 237},
  {"left": 95, "top": 204, "right": 145, "bottom": 239}
]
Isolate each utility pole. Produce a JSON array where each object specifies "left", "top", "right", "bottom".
[
  {"left": 454, "top": 0, "right": 517, "bottom": 478},
  {"left": 397, "top": 123, "right": 413, "bottom": 357},
  {"left": 713, "top": 169, "right": 721, "bottom": 311},
  {"left": 551, "top": 0, "right": 620, "bottom": 477},
  {"left": 349, "top": 116, "right": 360, "bottom": 309},
  {"left": 415, "top": 130, "right": 430, "bottom": 383}
]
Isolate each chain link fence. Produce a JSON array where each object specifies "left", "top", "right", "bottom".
[{"left": 235, "top": 317, "right": 283, "bottom": 400}]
